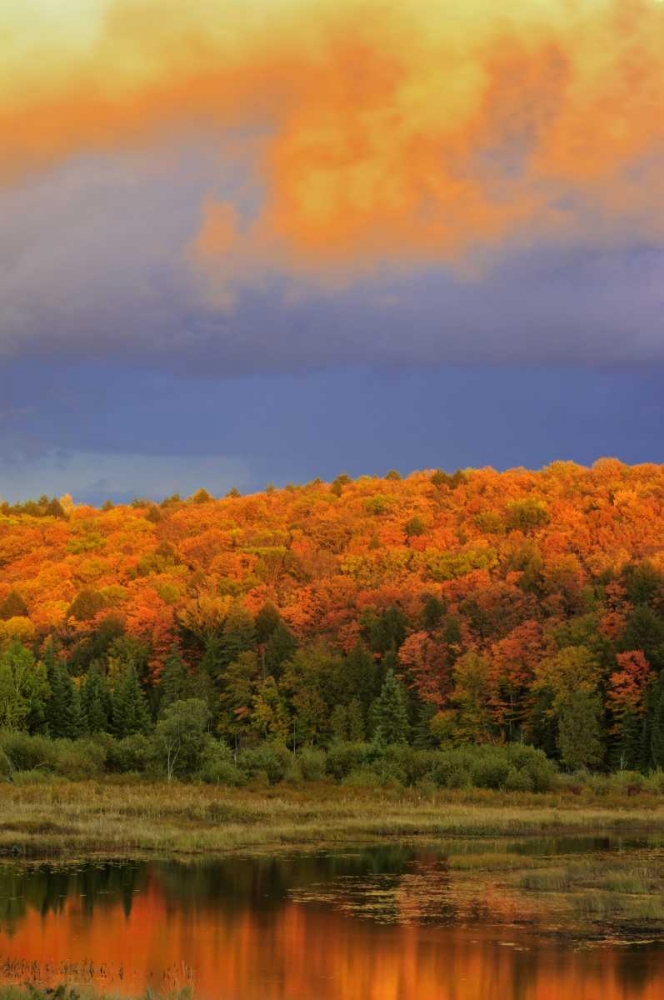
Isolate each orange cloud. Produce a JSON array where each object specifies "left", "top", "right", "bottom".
[{"left": 3, "top": 0, "right": 664, "bottom": 276}]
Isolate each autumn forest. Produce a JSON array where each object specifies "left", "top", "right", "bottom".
[{"left": 1, "top": 460, "right": 663, "bottom": 782}]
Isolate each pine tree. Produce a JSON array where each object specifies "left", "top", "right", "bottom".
[
  {"left": 81, "top": 665, "right": 112, "bottom": 733},
  {"left": 158, "top": 647, "right": 189, "bottom": 715},
  {"left": 330, "top": 704, "right": 349, "bottom": 742},
  {"left": 44, "top": 644, "right": 84, "bottom": 739},
  {"left": 557, "top": 693, "right": 604, "bottom": 770},
  {"left": 219, "top": 606, "right": 257, "bottom": 670},
  {"left": 346, "top": 698, "right": 365, "bottom": 742},
  {"left": 111, "top": 662, "right": 151, "bottom": 738},
  {"left": 412, "top": 701, "right": 438, "bottom": 749},
  {"left": 615, "top": 711, "right": 644, "bottom": 772},
  {"left": 255, "top": 602, "right": 282, "bottom": 644},
  {"left": 373, "top": 669, "right": 410, "bottom": 746},
  {"left": 342, "top": 642, "right": 379, "bottom": 721},
  {"left": 264, "top": 623, "right": 297, "bottom": 677},
  {"left": 651, "top": 677, "right": 664, "bottom": 769}
]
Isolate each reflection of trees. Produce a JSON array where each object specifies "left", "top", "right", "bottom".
[
  {"left": 0, "top": 862, "right": 145, "bottom": 929},
  {"left": 152, "top": 847, "right": 417, "bottom": 918}
]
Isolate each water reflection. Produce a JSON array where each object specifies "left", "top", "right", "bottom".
[{"left": 0, "top": 843, "right": 662, "bottom": 1000}]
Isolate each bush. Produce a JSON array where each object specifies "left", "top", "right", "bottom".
[
  {"left": 103, "top": 734, "right": 153, "bottom": 774},
  {"left": 506, "top": 744, "right": 556, "bottom": 792},
  {"left": 298, "top": 748, "right": 327, "bottom": 781},
  {"left": 10, "top": 769, "right": 58, "bottom": 785},
  {"left": 238, "top": 742, "right": 292, "bottom": 785},
  {"left": 54, "top": 739, "right": 106, "bottom": 780},
  {"left": 326, "top": 742, "right": 376, "bottom": 780},
  {"left": 608, "top": 770, "right": 647, "bottom": 797},
  {"left": 198, "top": 741, "right": 244, "bottom": 786},
  {"left": 646, "top": 770, "right": 664, "bottom": 794},
  {"left": 342, "top": 766, "right": 383, "bottom": 790},
  {"left": 430, "top": 752, "right": 472, "bottom": 790},
  {"left": 381, "top": 746, "right": 438, "bottom": 785},
  {"left": 470, "top": 753, "right": 511, "bottom": 790},
  {"left": 505, "top": 767, "right": 533, "bottom": 792},
  {"left": 0, "top": 732, "right": 58, "bottom": 772}
]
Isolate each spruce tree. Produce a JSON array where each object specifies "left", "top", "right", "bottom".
[
  {"left": 373, "top": 669, "right": 410, "bottom": 746},
  {"left": 264, "top": 623, "right": 297, "bottom": 677},
  {"left": 220, "top": 606, "right": 257, "bottom": 670},
  {"left": 158, "top": 647, "right": 189, "bottom": 715},
  {"left": 111, "top": 663, "right": 151, "bottom": 738},
  {"left": 342, "top": 642, "right": 379, "bottom": 720},
  {"left": 81, "top": 665, "right": 112, "bottom": 734},
  {"left": 346, "top": 698, "right": 365, "bottom": 742},
  {"left": 651, "top": 676, "right": 664, "bottom": 769},
  {"left": 44, "top": 644, "right": 84, "bottom": 739}
]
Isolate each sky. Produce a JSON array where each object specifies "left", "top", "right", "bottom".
[{"left": 0, "top": 0, "right": 662, "bottom": 503}]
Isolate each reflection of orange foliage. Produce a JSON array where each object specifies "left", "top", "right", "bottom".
[
  {"left": 1, "top": 869, "right": 663, "bottom": 1000},
  {"left": 2, "top": 2, "right": 664, "bottom": 274}
]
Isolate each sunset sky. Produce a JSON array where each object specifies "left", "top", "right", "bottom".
[{"left": 1, "top": 0, "right": 662, "bottom": 502}]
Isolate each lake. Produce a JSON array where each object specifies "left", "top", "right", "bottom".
[{"left": 1, "top": 837, "right": 663, "bottom": 999}]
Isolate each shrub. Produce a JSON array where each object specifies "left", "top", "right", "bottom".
[
  {"left": 608, "top": 770, "right": 647, "bottom": 797},
  {"left": 0, "top": 732, "right": 58, "bottom": 772},
  {"left": 342, "top": 767, "right": 383, "bottom": 790},
  {"left": 505, "top": 767, "right": 533, "bottom": 792},
  {"left": 238, "top": 742, "right": 292, "bottom": 785},
  {"left": 470, "top": 753, "right": 511, "bottom": 790},
  {"left": 326, "top": 742, "right": 377, "bottom": 780},
  {"left": 54, "top": 739, "right": 106, "bottom": 780},
  {"left": 298, "top": 748, "right": 327, "bottom": 781},
  {"left": 103, "top": 734, "right": 153, "bottom": 774},
  {"left": 198, "top": 741, "right": 244, "bottom": 786},
  {"left": 430, "top": 752, "right": 472, "bottom": 790},
  {"left": 506, "top": 744, "right": 556, "bottom": 792}
]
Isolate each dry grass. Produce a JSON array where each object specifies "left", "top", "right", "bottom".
[{"left": 1, "top": 780, "right": 664, "bottom": 858}]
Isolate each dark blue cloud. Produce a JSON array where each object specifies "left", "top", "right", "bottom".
[{"left": 0, "top": 360, "right": 660, "bottom": 503}]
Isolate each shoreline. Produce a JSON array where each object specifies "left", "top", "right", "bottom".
[{"left": 2, "top": 781, "right": 664, "bottom": 861}]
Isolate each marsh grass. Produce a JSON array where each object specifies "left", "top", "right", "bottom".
[{"left": 2, "top": 780, "right": 664, "bottom": 859}]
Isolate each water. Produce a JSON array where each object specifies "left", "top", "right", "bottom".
[{"left": 0, "top": 840, "right": 663, "bottom": 1000}]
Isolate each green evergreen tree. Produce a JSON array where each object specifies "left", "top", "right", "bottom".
[
  {"left": 158, "top": 647, "right": 189, "bottom": 715},
  {"left": 44, "top": 645, "right": 84, "bottom": 739},
  {"left": 219, "top": 606, "right": 257, "bottom": 670},
  {"left": 346, "top": 698, "right": 365, "bottom": 742},
  {"left": 329, "top": 704, "right": 349, "bottom": 742},
  {"left": 373, "top": 669, "right": 410, "bottom": 746},
  {"left": 557, "top": 692, "right": 604, "bottom": 770},
  {"left": 614, "top": 710, "right": 646, "bottom": 772},
  {"left": 368, "top": 606, "right": 407, "bottom": 654},
  {"left": 218, "top": 651, "right": 260, "bottom": 745},
  {"left": 650, "top": 676, "right": 664, "bottom": 769},
  {"left": 620, "top": 606, "right": 664, "bottom": 671},
  {"left": 422, "top": 595, "right": 445, "bottom": 632},
  {"left": 255, "top": 602, "right": 282, "bottom": 644},
  {"left": 264, "top": 622, "right": 297, "bottom": 677},
  {"left": 341, "top": 642, "right": 380, "bottom": 722},
  {"left": 412, "top": 701, "right": 438, "bottom": 749},
  {"left": 81, "top": 665, "right": 112, "bottom": 734},
  {"left": 111, "top": 662, "right": 151, "bottom": 738}
]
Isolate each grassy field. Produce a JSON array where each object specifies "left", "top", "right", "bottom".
[{"left": 1, "top": 780, "right": 664, "bottom": 858}]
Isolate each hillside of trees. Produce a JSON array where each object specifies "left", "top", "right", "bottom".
[{"left": 0, "top": 459, "right": 663, "bottom": 775}]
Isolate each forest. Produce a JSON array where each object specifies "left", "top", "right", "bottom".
[{"left": 0, "top": 459, "right": 662, "bottom": 783}]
